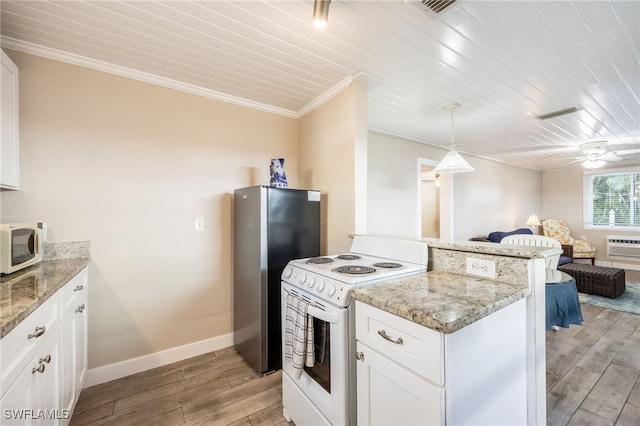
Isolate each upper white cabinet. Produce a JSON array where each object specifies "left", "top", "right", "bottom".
[{"left": 1, "top": 49, "right": 19, "bottom": 189}]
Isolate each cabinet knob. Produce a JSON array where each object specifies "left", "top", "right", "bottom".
[
  {"left": 27, "top": 326, "right": 46, "bottom": 340},
  {"left": 32, "top": 364, "right": 45, "bottom": 374},
  {"left": 356, "top": 351, "right": 365, "bottom": 361},
  {"left": 39, "top": 354, "right": 52, "bottom": 364},
  {"left": 74, "top": 285, "right": 84, "bottom": 292},
  {"left": 76, "top": 304, "right": 86, "bottom": 313}
]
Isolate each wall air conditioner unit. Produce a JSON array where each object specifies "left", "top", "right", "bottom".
[{"left": 607, "top": 235, "right": 640, "bottom": 259}]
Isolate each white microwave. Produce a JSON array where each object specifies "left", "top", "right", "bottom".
[{"left": 0, "top": 223, "right": 43, "bottom": 274}]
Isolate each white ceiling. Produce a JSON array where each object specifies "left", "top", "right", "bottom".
[{"left": 1, "top": 0, "right": 639, "bottom": 172}]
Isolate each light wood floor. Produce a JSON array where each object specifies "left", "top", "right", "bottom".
[
  {"left": 70, "top": 347, "right": 290, "bottom": 425},
  {"left": 546, "top": 269, "right": 640, "bottom": 426},
  {"left": 72, "top": 272, "right": 640, "bottom": 426}
]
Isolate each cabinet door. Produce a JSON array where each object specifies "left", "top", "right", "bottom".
[
  {"left": 356, "top": 342, "right": 443, "bottom": 426},
  {"left": 60, "top": 311, "right": 77, "bottom": 418},
  {"left": 0, "top": 328, "right": 63, "bottom": 426},
  {"left": 32, "top": 327, "right": 63, "bottom": 425},
  {"left": 1, "top": 49, "right": 19, "bottom": 189},
  {"left": 74, "top": 294, "right": 88, "bottom": 395}
]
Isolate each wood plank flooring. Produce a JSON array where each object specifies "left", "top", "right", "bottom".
[
  {"left": 546, "top": 270, "right": 640, "bottom": 426},
  {"left": 72, "top": 271, "right": 640, "bottom": 426},
  {"left": 70, "top": 347, "right": 291, "bottom": 426}
]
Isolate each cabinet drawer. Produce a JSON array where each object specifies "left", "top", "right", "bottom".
[
  {"left": 1, "top": 291, "right": 61, "bottom": 398},
  {"left": 61, "top": 268, "right": 88, "bottom": 315},
  {"left": 355, "top": 301, "right": 443, "bottom": 386}
]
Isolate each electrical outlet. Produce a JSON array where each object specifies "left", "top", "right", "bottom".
[
  {"left": 194, "top": 217, "right": 205, "bottom": 232},
  {"left": 466, "top": 257, "right": 496, "bottom": 279}
]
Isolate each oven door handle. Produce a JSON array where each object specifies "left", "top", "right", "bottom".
[{"left": 307, "top": 305, "right": 339, "bottom": 324}]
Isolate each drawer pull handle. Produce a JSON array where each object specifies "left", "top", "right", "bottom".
[
  {"left": 356, "top": 351, "right": 365, "bottom": 361},
  {"left": 74, "top": 285, "right": 84, "bottom": 292},
  {"left": 378, "top": 329, "right": 404, "bottom": 345},
  {"left": 39, "top": 355, "right": 52, "bottom": 364},
  {"left": 28, "top": 326, "right": 46, "bottom": 340},
  {"left": 76, "top": 304, "right": 86, "bottom": 313},
  {"left": 32, "top": 364, "right": 45, "bottom": 374}
]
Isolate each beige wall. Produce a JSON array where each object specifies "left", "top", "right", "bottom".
[
  {"left": 368, "top": 132, "right": 543, "bottom": 240},
  {"left": 543, "top": 169, "right": 637, "bottom": 269},
  {"left": 0, "top": 51, "right": 299, "bottom": 368},
  {"left": 298, "top": 78, "right": 368, "bottom": 254}
]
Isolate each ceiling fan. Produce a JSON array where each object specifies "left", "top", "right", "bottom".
[{"left": 572, "top": 141, "right": 640, "bottom": 169}]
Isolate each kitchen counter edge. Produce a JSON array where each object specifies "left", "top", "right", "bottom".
[
  {"left": 352, "top": 270, "right": 529, "bottom": 334},
  {"left": 0, "top": 258, "right": 91, "bottom": 338}
]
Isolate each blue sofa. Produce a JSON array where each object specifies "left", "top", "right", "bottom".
[{"left": 478, "top": 228, "right": 573, "bottom": 266}]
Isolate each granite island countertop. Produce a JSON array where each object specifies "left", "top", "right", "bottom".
[
  {"left": 0, "top": 258, "right": 91, "bottom": 338},
  {"left": 352, "top": 269, "right": 530, "bottom": 334}
]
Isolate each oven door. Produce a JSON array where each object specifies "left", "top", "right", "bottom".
[{"left": 281, "top": 284, "right": 350, "bottom": 426}]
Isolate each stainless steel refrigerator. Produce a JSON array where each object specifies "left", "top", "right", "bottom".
[{"left": 233, "top": 185, "right": 321, "bottom": 374}]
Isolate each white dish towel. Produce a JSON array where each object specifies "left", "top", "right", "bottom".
[{"left": 283, "top": 293, "right": 315, "bottom": 379}]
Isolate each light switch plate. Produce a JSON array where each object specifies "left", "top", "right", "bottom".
[
  {"left": 194, "top": 217, "right": 205, "bottom": 232},
  {"left": 466, "top": 257, "right": 496, "bottom": 279}
]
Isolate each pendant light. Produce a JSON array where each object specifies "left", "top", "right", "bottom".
[
  {"left": 433, "top": 103, "right": 474, "bottom": 174},
  {"left": 312, "top": 0, "right": 331, "bottom": 29}
]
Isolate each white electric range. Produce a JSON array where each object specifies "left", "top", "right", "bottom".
[{"left": 281, "top": 235, "right": 428, "bottom": 425}]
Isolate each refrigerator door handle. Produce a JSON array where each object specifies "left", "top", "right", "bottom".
[{"left": 308, "top": 305, "right": 340, "bottom": 324}]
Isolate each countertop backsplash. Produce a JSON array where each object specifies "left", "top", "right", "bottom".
[{"left": 43, "top": 241, "right": 91, "bottom": 261}]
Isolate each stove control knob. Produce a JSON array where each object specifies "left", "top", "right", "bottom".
[
  {"left": 298, "top": 274, "right": 307, "bottom": 285},
  {"left": 328, "top": 285, "right": 336, "bottom": 297},
  {"left": 308, "top": 277, "right": 315, "bottom": 288},
  {"left": 318, "top": 281, "right": 326, "bottom": 292},
  {"left": 283, "top": 267, "right": 293, "bottom": 279}
]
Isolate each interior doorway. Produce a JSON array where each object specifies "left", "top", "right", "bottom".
[
  {"left": 420, "top": 164, "right": 440, "bottom": 239},
  {"left": 417, "top": 157, "right": 453, "bottom": 242}
]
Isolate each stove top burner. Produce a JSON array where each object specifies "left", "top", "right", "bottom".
[
  {"left": 334, "top": 265, "right": 376, "bottom": 275},
  {"left": 337, "top": 254, "right": 361, "bottom": 260},
  {"left": 307, "top": 257, "right": 335, "bottom": 265},
  {"left": 372, "top": 262, "right": 403, "bottom": 269}
]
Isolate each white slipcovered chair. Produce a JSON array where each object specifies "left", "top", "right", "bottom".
[{"left": 500, "top": 234, "right": 562, "bottom": 269}]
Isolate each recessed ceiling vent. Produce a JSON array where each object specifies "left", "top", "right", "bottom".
[{"left": 406, "top": 0, "right": 457, "bottom": 18}]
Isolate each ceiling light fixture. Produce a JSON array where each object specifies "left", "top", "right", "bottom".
[
  {"left": 582, "top": 159, "right": 606, "bottom": 169},
  {"left": 433, "top": 103, "right": 474, "bottom": 174},
  {"left": 313, "top": 0, "right": 331, "bottom": 29}
]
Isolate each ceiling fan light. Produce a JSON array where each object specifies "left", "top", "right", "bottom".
[
  {"left": 583, "top": 159, "right": 606, "bottom": 169},
  {"left": 312, "top": 0, "right": 331, "bottom": 29},
  {"left": 433, "top": 149, "right": 474, "bottom": 173}
]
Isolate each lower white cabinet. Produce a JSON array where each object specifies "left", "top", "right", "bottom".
[
  {"left": 355, "top": 299, "right": 528, "bottom": 426},
  {"left": 356, "top": 340, "right": 443, "bottom": 425},
  {"left": 1, "top": 267, "right": 88, "bottom": 425}
]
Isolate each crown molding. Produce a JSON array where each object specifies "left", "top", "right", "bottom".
[
  {"left": 1, "top": 37, "right": 300, "bottom": 119},
  {"left": 296, "top": 74, "right": 358, "bottom": 117}
]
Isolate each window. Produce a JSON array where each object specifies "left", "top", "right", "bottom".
[{"left": 583, "top": 167, "right": 640, "bottom": 230}]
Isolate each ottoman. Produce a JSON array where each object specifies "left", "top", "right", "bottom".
[{"left": 557, "top": 263, "right": 626, "bottom": 298}]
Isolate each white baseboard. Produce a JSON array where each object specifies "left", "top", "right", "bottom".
[
  {"left": 594, "top": 260, "right": 640, "bottom": 271},
  {"left": 83, "top": 333, "right": 234, "bottom": 388}
]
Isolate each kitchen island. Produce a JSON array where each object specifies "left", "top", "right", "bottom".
[{"left": 352, "top": 240, "right": 558, "bottom": 426}]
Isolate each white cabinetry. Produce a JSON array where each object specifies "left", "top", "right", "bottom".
[
  {"left": 60, "top": 271, "right": 89, "bottom": 417},
  {"left": 355, "top": 299, "right": 528, "bottom": 426},
  {"left": 0, "top": 267, "right": 89, "bottom": 425},
  {"left": 1, "top": 49, "right": 19, "bottom": 189}
]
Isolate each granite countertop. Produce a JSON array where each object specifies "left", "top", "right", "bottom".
[
  {"left": 0, "top": 258, "right": 91, "bottom": 338},
  {"left": 352, "top": 270, "right": 530, "bottom": 334}
]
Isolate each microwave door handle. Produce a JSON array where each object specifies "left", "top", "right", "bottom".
[{"left": 307, "top": 305, "right": 339, "bottom": 324}]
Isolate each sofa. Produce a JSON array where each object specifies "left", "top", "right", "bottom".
[{"left": 471, "top": 228, "right": 574, "bottom": 265}]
